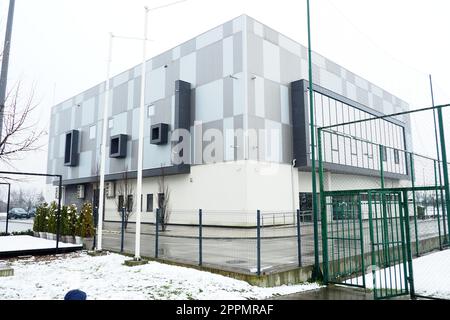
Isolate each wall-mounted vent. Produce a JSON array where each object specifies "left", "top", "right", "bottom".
[
  {"left": 105, "top": 182, "right": 115, "bottom": 198},
  {"left": 77, "top": 185, "right": 85, "bottom": 199},
  {"left": 110, "top": 134, "right": 128, "bottom": 158},
  {"left": 64, "top": 130, "right": 80, "bottom": 167},
  {"left": 151, "top": 123, "right": 169, "bottom": 145}
]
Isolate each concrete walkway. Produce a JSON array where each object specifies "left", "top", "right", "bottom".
[{"left": 272, "top": 286, "right": 374, "bottom": 300}]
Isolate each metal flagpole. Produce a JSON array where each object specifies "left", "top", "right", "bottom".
[
  {"left": 134, "top": 7, "right": 149, "bottom": 261},
  {"left": 96, "top": 33, "right": 114, "bottom": 252},
  {"left": 0, "top": 0, "right": 16, "bottom": 141},
  {"left": 307, "top": 0, "right": 321, "bottom": 280}
]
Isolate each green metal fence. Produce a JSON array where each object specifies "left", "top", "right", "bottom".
[{"left": 317, "top": 104, "right": 450, "bottom": 300}]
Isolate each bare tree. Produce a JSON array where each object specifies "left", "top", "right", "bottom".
[
  {"left": 0, "top": 80, "right": 47, "bottom": 164},
  {"left": 114, "top": 167, "right": 135, "bottom": 229},
  {"left": 158, "top": 165, "right": 171, "bottom": 231}
]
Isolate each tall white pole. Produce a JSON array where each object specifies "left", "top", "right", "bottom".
[
  {"left": 96, "top": 32, "right": 114, "bottom": 251},
  {"left": 135, "top": 7, "right": 149, "bottom": 260}
]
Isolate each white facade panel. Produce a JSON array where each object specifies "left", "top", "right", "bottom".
[{"left": 195, "top": 80, "right": 224, "bottom": 123}]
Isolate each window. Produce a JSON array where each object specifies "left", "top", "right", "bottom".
[
  {"left": 89, "top": 126, "right": 96, "bottom": 140},
  {"left": 394, "top": 149, "right": 400, "bottom": 164},
  {"left": 117, "top": 195, "right": 124, "bottom": 212},
  {"left": 383, "top": 146, "right": 388, "bottom": 162},
  {"left": 127, "top": 195, "right": 133, "bottom": 212},
  {"left": 146, "top": 194, "right": 154, "bottom": 212}
]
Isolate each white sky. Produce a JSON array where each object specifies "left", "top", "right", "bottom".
[{"left": 0, "top": 0, "right": 449, "bottom": 193}]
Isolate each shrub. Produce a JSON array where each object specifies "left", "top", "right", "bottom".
[
  {"left": 33, "top": 203, "right": 49, "bottom": 233},
  {"left": 76, "top": 202, "right": 95, "bottom": 238},
  {"left": 47, "top": 202, "right": 58, "bottom": 234},
  {"left": 67, "top": 204, "right": 78, "bottom": 237},
  {"left": 60, "top": 205, "right": 69, "bottom": 236}
]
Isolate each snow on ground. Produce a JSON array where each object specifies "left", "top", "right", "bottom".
[
  {"left": 0, "top": 236, "right": 81, "bottom": 252},
  {"left": 352, "top": 249, "right": 450, "bottom": 299},
  {"left": 0, "top": 252, "right": 320, "bottom": 300}
]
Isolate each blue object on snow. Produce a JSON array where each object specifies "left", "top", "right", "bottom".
[{"left": 64, "top": 289, "right": 87, "bottom": 300}]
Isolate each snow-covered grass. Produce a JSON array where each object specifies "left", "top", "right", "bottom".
[
  {"left": 352, "top": 249, "right": 450, "bottom": 299},
  {"left": 0, "top": 252, "right": 320, "bottom": 300}
]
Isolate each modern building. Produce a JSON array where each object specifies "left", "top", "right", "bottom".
[{"left": 47, "top": 15, "right": 412, "bottom": 226}]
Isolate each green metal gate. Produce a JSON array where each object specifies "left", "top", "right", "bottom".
[
  {"left": 322, "top": 191, "right": 367, "bottom": 288},
  {"left": 367, "top": 190, "right": 412, "bottom": 300}
]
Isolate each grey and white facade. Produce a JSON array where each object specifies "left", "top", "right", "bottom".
[{"left": 47, "top": 15, "right": 412, "bottom": 226}]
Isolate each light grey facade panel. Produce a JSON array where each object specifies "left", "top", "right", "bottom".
[
  {"left": 223, "top": 77, "right": 234, "bottom": 118},
  {"left": 201, "top": 119, "right": 224, "bottom": 163},
  {"left": 247, "top": 115, "right": 265, "bottom": 161},
  {"left": 356, "top": 86, "right": 370, "bottom": 107},
  {"left": 223, "top": 20, "right": 234, "bottom": 38},
  {"left": 233, "top": 114, "right": 244, "bottom": 161},
  {"left": 152, "top": 50, "right": 173, "bottom": 70},
  {"left": 264, "top": 79, "right": 281, "bottom": 122},
  {"left": 133, "top": 76, "right": 141, "bottom": 109},
  {"left": 263, "top": 26, "right": 279, "bottom": 45},
  {"left": 325, "top": 59, "right": 343, "bottom": 77},
  {"left": 165, "top": 60, "right": 180, "bottom": 98},
  {"left": 196, "top": 41, "right": 223, "bottom": 86},
  {"left": 233, "top": 32, "right": 243, "bottom": 74},
  {"left": 83, "top": 84, "right": 100, "bottom": 101},
  {"left": 282, "top": 123, "right": 293, "bottom": 164},
  {"left": 247, "top": 74, "right": 256, "bottom": 117},
  {"left": 180, "top": 38, "right": 196, "bottom": 57},
  {"left": 112, "top": 82, "right": 128, "bottom": 116},
  {"left": 280, "top": 48, "right": 302, "bottom": 85},
  {"left": 247, "top": 32, "right": 263, "bottom": 77}
]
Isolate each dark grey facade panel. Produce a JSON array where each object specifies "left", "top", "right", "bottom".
[
  {"left": 291, "top": 80, "right": 309, "bottom": 167},
  {"left": 56, "top": 164, "right": 191, "bottom": 186},
  {"left": 175, "top": 80, "right": 192, "bottom": 130}
]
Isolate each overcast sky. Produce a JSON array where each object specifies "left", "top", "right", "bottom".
[{"left": 1, "top": 0, "right": 449, "bottom": 193}]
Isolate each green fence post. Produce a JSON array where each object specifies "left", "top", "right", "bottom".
[
  {"left": 306, "top": 0, "right": 321, "bottom": 281},
  {"left": 296, "top": 209, "right": 302, "bottom": 267},
  {"left": 379, "top": 145, "right": 385, "bottom": 189},
  {"left": 357, "top": 193, "right": 366, "bottom": 288},
  {"left": 318, "top": 128, "right": 328, "bottom": 283},
  {"left": 402, "top": 190, "right": 416, "bottom": 299},
  {"left": 434, "top": 160, "right": 443, "bottom": 250},
  {"left": 409, "top": 153, "right": 420, "bottom": 256},
  {"left": 199, "top": 209, "right": 203, "bottom": 266},
  {"left": 436, "top": 105, "right": 450, "bottom": 245},
  {"left": 257, "top": 210, "right": 261, "bottom": 276}
]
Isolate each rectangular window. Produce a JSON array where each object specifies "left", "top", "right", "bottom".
[
  {"left": 127, "top": 195, "right": 133, "bottom": 212},
  {"left": 394, "top": 149, "right": 400, "bottom": 164},
  {"left": 383, "top": 146, "right": 388, "bottom": 162},
  {"left": 117, "top": 195, "right": 124, "bottom": 212},
  {"left": 146, "top": 194, "right": 154, "bottom": 212}
]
